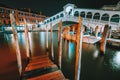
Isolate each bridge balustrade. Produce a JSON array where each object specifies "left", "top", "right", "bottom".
[{"left": 39, "top": 8, "right": 120, "bottom": 31}]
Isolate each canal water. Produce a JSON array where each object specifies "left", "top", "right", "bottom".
[{"left": 0, "top": 32, "right": 120, "bottom": 80}]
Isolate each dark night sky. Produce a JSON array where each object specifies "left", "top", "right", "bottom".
[{"left": 0, "top": 0, "right": 120, "bottom": 16}]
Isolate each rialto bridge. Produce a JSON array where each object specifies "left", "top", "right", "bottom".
[{"left": 39, "top": 3, "right": 120, "bottom": 32}]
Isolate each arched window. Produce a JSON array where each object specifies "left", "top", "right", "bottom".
[
  {"left": 50, "top": 18, "right": 52, "bottom": 22},
  {"left": 110, "top": 14, "right": 119, "bottom": 23},
  {"left": 4, "top": 20, "right": 6, "bottom": 25},
  {"left": 1, "top": 9, "right": 4, "bottom": 13},
  {"left": 60, "top": 13, "right": 64, "bottom": 17},
  {"left": 86, "top": 12, "right": 92, "bottom": 19},
  {"left": 56, "top": 15, "right": 59, "bottom": 19},
  {"left": 74, "top": 11, "right": 79, "bottom": 17},
  {"left": 101, "top": 13, "right": 109, "bottom": 21},
  {"left": 80, "top": 11, "right": 85, "bottom": 18},
  {"left": 93, "top": 13, "right": 100, "bottom": 20},
  {"left": 47, "top": 20, "right": 49, "bottom": 23},
  {"left": 53, "top": 17, "right": 55, "bottom": 21},
  {"left": 26, "top": 19, "right": 30, "bottom": 22},
  {"left": 44, "top": 21, "right": 46, "bottom": 24}
]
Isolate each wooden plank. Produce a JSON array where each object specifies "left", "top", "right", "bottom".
[
  {"left": 28, "top": 70, "right": 65, "bottom": 80},
  {"left": 27, "top": 59, "right": 53, "bottom": 67},
  {"left": 31, "top": 54, "right": 48, "bottom": 60},
  {"left": 27, "top": 59, "right": 52, "bottom": 67},
  {"left": 23, "top": 53, "right": 66, "bottom": 80},
  {"left": 25, "top": 63, "right": 55, "bottom": 72},
  {"left": 30, "top": 57, "right": 50, "bottom": 63}
]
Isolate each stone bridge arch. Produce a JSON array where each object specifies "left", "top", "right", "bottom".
[
  {"left": 74, "top": 11, "right": 79, "bottom": 17},
  {"left": 110, "top": 14, "right": 119, "bottom": 23},
  {"left": 101, "top": 13, "right": 109, "bottom": 21},
  {"left": 86, "top": 12, "right": 92, "bottom": 19},
  {"left": 39, "top": 3, "right": 120, "bottom": 31},
  {"left": 93, "top": 13, "right": 100, "bottom": 20},
  {"left": 52, "top": 21, "right": 78, "bottom": 30},
  {"left": 80, "top": 11, "right": 85, "bottom": 18}
]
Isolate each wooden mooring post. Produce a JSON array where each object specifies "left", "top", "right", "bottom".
[
  {"left": 66, "top": 40, "right": 69, "bottom": 59},
  {"left": 10, "top": 13, "right": 22, "bottom": 76},
  {"left": 46, "top": 25, "right": 49, "bottom": 50},
  {"left": 14, "top": 10, "right": 19, "bottom": 26},
  {"left": 58, "top": 20, "right": 62, "bottom": 69},
  {"left": 100, "top": 24, "right": 110, "bottom": 54},
  {"left": 24, "top": 18, "right": 31, "bottom": 59},
  {"left": 72, "top": 25, "right": 75, "bottom": 34},
  {"left": 50, "top": 23, "right": 54, "bottom": 60},
  {"left": 90, "top": 27, "right": 93, "bottom": 34},
  {"left": 108, "top": 26, "right": 112, "bottom": 38},
  {"left": 95, "top": 25, "right": 99, "bottom": 38},
  {"left": 74, "top": 16, "right": 83, "bottom": 80}
]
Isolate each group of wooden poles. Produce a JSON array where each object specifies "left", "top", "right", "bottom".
[
  {"left": 10, "top": 13, "right": 31, "bottom": 77},
  {"left": 57, "top": 16, "right": 111, "bottom": 80},
  {"left": 10, "top": 12, "right": 110, "bottom": 80}
]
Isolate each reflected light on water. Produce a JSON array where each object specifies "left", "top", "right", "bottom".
[
  {"left": 68, "top": 42, "right": 75, "bottom": 59},
  {"left": 93, "top": 49, "right": 99, "bottom": 58},
  {"left": 18, "top": 33, "right": 26, "bottom": 48},
  {"left": 112, "top": 51, "right": 120, "bottom": 70},
  {"left": 40, "top": 32, "right": 45, "bottom": 47}
]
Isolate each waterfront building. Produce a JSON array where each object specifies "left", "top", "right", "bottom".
[
  {"left": 101, "top": 1, "right": 120, "bottom": 10},
  {"left": 0, "top": 3, "right": 46, "bottom": 30}
]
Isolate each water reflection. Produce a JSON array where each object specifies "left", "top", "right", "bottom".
[
  {"left": 1, "top": 32, "right": 120, "bottom": 80},
  {"left": 62, "top": 40, "right": 75, "bottom": 80},
  {"left": 93, "top": 49, "right": 99, "bottom": 58},
  {"left": 6, "top": 34, "right": 14, "bottom": 48},
  {"left": 68, "top": 42, "right": 75, "bottom": 59},
  {"left": 39, "top": 32, "right": 46, "bottom": 48},
  {"left": 108, "top": 51, "right": 120, "bottom": 71},
  {"left": 63, "top": 40, "right": 69, "bottom": 59},
  {"left": 18, "top": 33, "right": 26, "bottom": 48},
  {"left": 29, "top": 32, "right": 46, "bottom": 56}
]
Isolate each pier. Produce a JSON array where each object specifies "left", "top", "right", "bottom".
[
  {"left": 23, "top": 54, "right": 65, "bottom": 80},
  {"left": 10, "top": 13, "right": 66, "bottom": 80}
]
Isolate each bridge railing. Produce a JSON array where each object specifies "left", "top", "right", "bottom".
[
  {"left": 44, "top": 11, "right": 64, "bottom": 24},
  {"left": 40, "top": 15, "right": 79, "bottom": 30},
  {"left": 38, "top": 9, "right": 120, "bottom": 30}
]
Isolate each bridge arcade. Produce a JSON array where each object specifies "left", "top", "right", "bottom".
[{"left": 41, "top": 3, "right": 120, "bottom": 32}]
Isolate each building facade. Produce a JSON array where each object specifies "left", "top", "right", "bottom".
[
  {"left": 0, "top": 6, "right": 46, "bottom": 27},
  {"left": 101, "top": 1, "right": 120, "bottom": 10}
]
